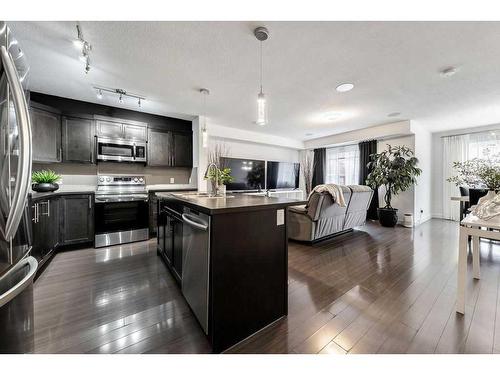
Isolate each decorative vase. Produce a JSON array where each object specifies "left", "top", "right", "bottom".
[
  {"left": 378, "top": 208, "right": 398, "bottom": 227},
  {"left": 32, "top": 182, "right": 59, "bottom": 193},
  {"left": 219, "top": 185, "right": 226, "bottom": 196}
]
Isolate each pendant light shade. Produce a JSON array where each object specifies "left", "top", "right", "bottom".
[
  {"left": 254, "top": 27, "right": 269, "bottom": 126},
  {"left": 256, "top": 91, "right": 267, "bottom": 126},
  {"left": 200, "top": 88, "right": 210, "bottom": 148}
]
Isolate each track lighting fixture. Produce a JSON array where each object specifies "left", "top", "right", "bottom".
[
  {"left": 74, "top": 22, "right": 92, "bottom": 74},
  {"left": 94, "top": 86, "right": 146, "bottom": 108}
]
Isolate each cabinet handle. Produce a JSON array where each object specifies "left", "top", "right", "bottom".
[
  {"left": 32, "top": 204, "right": 37, "bottom": 223},
  {"left": 41, "top": 200, "right": 50, "bottom": 217},
  {"left": 88, "top": 195, "right": 92, "bottom": 209},
  {"left": 58, "top": 148, "right": 62, "bottom": 161}
]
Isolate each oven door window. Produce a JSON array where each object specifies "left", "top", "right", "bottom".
[
  {"left": 98, "top": 143, "right": 134, "bottom": 158},
  {"left": 95, "top": 200, "right": 149, "bottom": 234}
]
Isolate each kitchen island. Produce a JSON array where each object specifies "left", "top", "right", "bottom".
[{"left": 156, "top": 192, "right": 306, "bottom": 352}]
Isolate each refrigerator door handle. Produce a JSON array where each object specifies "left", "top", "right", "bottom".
[
  {"left": 0, "top": 256, "right": 38, "bottom": 308},
  {"left": 1, "top": 46, "right": 33, "bottom": 241}
]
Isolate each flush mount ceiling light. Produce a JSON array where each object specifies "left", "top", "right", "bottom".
[
  {"left": 94, "top": 86, "right": 145, "bottom": 108},
  {"left": 440, "top": 66, "right": 458, "bottom": 77},
  {"left": 336, "top": 83, "right": 354, "bottom": 93},
  {"left": 200, "top": 88, "right": 210, "bottom": 148},
  {"left": 74, "top": 22, "right": 92, "bottom": 74},
  {"left": 387, "top": 112, "right": 401, "bottom": 117},
  {"left": 254, "top": 26, "right": 269, "bottom": 126},
  {"left": 325, "top": 112, "right": 343, "bottom": 121}
]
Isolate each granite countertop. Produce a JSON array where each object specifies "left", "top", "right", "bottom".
[
  {"left": 156, "top": 192, "right": 307, "bottom": 215},
  {"left": 29, "top": 184, "right": 197, "bottom": 199}
]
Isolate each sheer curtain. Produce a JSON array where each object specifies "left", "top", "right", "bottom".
[
  {"left": 325, "top": 145, "right": 360, "bottom": 185},
  {"left": 442, "top": 135, "right": 469, "bottom": 221}
]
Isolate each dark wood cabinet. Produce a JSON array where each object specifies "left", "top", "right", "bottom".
[
  {"left": 172, "top": 132, "right": 193, "bottom": 167},
  {"left": 62, "top": 116, "right": 95, "bottom": 163},
  {"left": 149, "top": 193, "right": 158, "bottom": 236},
  {"left": 30, "top": 104, "right": 61, "bottom": 163},
  {"left": 31, "top": 196, "right": 60, "bottom": 269},
  {"left": 123, "top": 124, "right": 147, "bottom": 141},
  {"left": 96, "top": 117, "right": 147, "bottom": 141},
  {"left": 147, "top": 129, "right": 193, "bottom": 168},
  {"left": 60, "top": 194, "right": 94, "bottom": 246},
  {"left": 148, "top": 129, "right": 172, "bottom": 166},
  {"left": 96, "top": 120, "right": 123, "bottom": 138}
]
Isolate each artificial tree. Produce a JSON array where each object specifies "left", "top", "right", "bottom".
[{"left": 366, "top": 145, "right": 422, "bottom": 227}]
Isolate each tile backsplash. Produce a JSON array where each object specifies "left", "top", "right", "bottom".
[{"left": 33, "top": 162, "right": 193, "bottom": 186}]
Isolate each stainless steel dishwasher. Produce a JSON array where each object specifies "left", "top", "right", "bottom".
[{"left": 181, "top": 207, "right": 210, "bottom": 334}]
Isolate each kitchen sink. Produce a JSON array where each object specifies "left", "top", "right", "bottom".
[{"left": 173, "top": 192, "right": 235, "bottom": 199}]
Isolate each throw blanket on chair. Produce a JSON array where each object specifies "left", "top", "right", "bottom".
[{"left": 308, "top": 184, "right": 347, "bottom": 207}]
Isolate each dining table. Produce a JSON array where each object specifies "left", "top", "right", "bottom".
[{"left": 456, "top": 213, "right": 500, "bottom": 314}]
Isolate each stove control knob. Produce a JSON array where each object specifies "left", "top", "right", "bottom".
[
  {"left": 133, "top": 177, "right": 139, "bottom": 183},
  {"left": 99, "top": 177, "right": 104, "bottom": 182},
  {"left": 106, "top": 177, "right": 111, "bottom": 182},
  {"left": 139, "top": 177, "right": 144, "bottom": 182}
]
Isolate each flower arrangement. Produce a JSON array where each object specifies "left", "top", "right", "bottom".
[{"left": 447, "top": 156, "right": 500, "bottom": 191}]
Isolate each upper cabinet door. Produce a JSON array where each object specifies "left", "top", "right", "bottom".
[
  {"left": 62, "top": 116, "right": 95, "bottom": 163},
  {"left": 96, "top": 120, "right": 123, "bottom": 138},
  {"left": 147, "top": 129, "right": 172, "bottom": 166},
  {"left": 123, "top": 124, "right": 147, "bottom": 141},
  {"left": 172, "top": 132, "right": 193, "bottom": 167},
  {"left": 30, "top": 106, "right": 61, "bottom": 163}
]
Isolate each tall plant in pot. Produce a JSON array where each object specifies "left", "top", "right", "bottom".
[{"left": 366, "top": 145, "right": 422, "bottom": 227}]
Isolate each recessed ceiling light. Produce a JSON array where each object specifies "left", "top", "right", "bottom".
[
  {"left": 440, "top": 67, "right": 458, "bottom": 77},
  {"left": 325, "top": 112, "right": 343, "bottom": 121},
  {"left": 387, "top": 112, "right": 401, "bottom": 117},
  {"left": 336, "top": 83, "right": 354, "bottom": 93},
  {"left": 305, "top": 133, "right": 313, "bottom": 136}
]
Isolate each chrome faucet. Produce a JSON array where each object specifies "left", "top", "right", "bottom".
[{"left": 204, "top": 162, "right": 220, "bottom": 197}]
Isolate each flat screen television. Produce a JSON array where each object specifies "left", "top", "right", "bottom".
[
  {"left": 220, "top": 157, "right": 266, "bottom": 191},
  {"left": 266, "top": 161, "right": 300, "bottom": 190}
]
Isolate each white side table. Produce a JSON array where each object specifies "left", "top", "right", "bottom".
[{"left": 456, "top": 214, "right": 500, "bottom": 314}]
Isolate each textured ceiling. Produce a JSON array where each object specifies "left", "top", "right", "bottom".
[{"left": 9, "top": 21, "right": 500, "bottom": 140}]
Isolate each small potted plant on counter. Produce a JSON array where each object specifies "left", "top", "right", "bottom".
[
  {"left": 206, "top": 167, "right": 234, "bottom": 195},
  {"left": 366, "top": 145, "right": 422, "bottom": 227},
  {"left": 31, "top": 170, "right": 61, "bottom": 192}
]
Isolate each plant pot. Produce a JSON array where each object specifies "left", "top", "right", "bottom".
[
  {"left": 32, "top": 182, "right": 59, "bottom": 193},
  {"left": 219, "top": 184, "right": 226, "bottom": 196},
  {"left": 378, "top": 207, "right": 398, "bottom": 227}
]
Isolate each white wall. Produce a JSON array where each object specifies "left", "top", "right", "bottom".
[
  {"left": 304, "top": 120, "right": 412, "bottom": 149},
  {"left": 412, "top": 122, "right": 432, "bottom": 224},
  {"left": 195, "top": 122, "right": 302, "bottom": 192}
]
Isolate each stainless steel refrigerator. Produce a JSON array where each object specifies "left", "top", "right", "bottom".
[{"left": 0, "top": 21, "right": 38, "bottom": 353}]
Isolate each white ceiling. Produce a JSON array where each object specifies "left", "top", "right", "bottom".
[{"left": 9, "top": 21, "right": 500, "bottom": 141}]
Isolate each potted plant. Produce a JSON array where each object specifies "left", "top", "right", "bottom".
[
  {"left": 32, "top": 170, "right": 61, "bottom": 192},
  {"left": 447, "top": 157, "right": 500, "bottom": 200},
  {"left": 205, "top": 167, "right": 234, "bottom": 195},
  {"left": 366, "top": 145, "right": 422, "bottom": 227}
]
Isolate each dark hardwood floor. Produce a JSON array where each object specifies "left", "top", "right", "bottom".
[{"left": 32, "top": 219, "right": 500, "bottom": 354}]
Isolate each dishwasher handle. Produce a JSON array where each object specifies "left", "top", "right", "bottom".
[{"left": 182, "top": 213, "right": 209, "bottom": 231}]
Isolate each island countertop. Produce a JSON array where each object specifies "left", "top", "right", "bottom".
[{"left": 155, "top": 192, "right": 306, "bottom": 215}]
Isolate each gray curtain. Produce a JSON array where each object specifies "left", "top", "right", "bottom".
[
  {"left": 359, "top": 140, "right": 379, "bottom": 220},
  {"left": 312, "top": 148, "right": 326, "bottom": 188}
]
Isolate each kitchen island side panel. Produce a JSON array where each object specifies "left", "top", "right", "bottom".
[{"left": 209, "top": 207, "right": 288, "bottom": 352}]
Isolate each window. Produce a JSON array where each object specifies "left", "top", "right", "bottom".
[
  {"left": 325, "top": 144, "right": 360, "bottom": 185},
  {"left": 468, "top": 132, "right": 500, "bottom": 159}
]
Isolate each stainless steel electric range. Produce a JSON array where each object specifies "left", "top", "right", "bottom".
[{"left": 94, "top": 175, "right": 149, "bottom": 248}]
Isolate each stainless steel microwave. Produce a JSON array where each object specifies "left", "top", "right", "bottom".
[{"left": 96, "top": 137, "right": 147, "bottom": 163}]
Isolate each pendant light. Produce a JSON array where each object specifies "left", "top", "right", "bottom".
[
  {"left": 254, "top": 27, "right": 269, "bottom": 126},
  {"left": 200, "top": 88, "right": 210, "bottom": 148}
]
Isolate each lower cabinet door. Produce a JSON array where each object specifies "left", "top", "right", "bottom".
[
  {"left": 172, "top": 219, "right": 183, "bottom": 279},
  {"left": 60, "top": 194, "right": 94, "bottom": 246}
]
